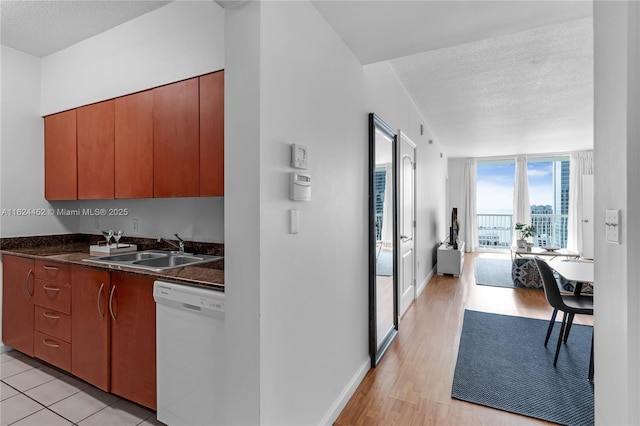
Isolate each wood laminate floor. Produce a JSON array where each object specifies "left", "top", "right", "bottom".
[{"left": 335, "top": 252, "right": 594, "bottom": 426}]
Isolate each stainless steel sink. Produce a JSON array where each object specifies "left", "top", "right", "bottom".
[{"left": 84, "top": 250, "right": 222, "bottom": 272}]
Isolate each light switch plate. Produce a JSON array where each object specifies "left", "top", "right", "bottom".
[
  {"left": 289, "top": 209, "right": 299, "bottom": 234},
  {"left": 605, "top": 209, "right": 620, "bottom": 244}
]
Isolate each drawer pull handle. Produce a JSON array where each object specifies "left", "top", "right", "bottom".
[
  {"left": 109, "top": 286, "right": 117, "bottom": 321},
  {"left": 42, "top": 265, "right": 60, "bottom": 271},
  {"left": 43, "top": 312, "right": 60, "bottom": 320},
  {"left": 97, "top": 283, "right": 105, "bottom": 319},
  {"left": 25, "top": 269, "right": 33, "bottom": 298},
  {"left": 42, "top": 339, "right": 60, "bottom": 348},
  {"left": 43, "top": 285, "right": 60, "bottom": 292}
]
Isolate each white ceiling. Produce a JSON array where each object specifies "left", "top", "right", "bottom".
[
  {"left": 0, "top": 1, "right": 171, "bottom": 57},
  {"left": 1, "top": 0, "right": 594, "bottom": 159},
  {"left": 314, "top": 1, "right": 594, "bottom": 158}
]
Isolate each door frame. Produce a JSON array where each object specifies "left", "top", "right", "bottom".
[{"left": 398, "top": 130, "right": 417, "bottom": 318}]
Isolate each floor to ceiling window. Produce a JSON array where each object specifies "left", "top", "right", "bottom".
[
  {"left": 527, "top": 157, "right": 570, "bottom": 248},
  {"left": 476, "top": 156, "right": 570, "bottom": 249},
  {"left": 476, "top": 160, "right": 515, "bottom": 248}
]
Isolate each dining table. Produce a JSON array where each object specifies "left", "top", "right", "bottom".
[
  {"left": 546, "top": 258, "right": 594, "bottom": 294},
  {"left": 546, "top": 257, "right": 595, "bottom": 381}
]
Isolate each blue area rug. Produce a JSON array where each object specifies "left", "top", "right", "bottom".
[
  {"left": 452, "top": 310, "right": 594, "bottom": 426},
  {"left": 474, "top": 257, "right": 514, "bottom": 288}
]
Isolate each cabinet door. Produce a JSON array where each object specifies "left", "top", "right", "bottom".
[
  {"left": 199, "top": 71, "right": 224, "bottom": 196},
  {"left": 1, "top": 255, "right": 35, "bottom": 356},
  {"left": 153, "top": 78, "right": 200, "bottom": 197},
  {"left": 115, "top": 91, "right": 154, "bottom": 199},
  {"left": 71, "top": 267, "right": 110, "bottom": 391},
  {"left": 77, "top": 100, "right": 115, "bottom": 199},
  {"left": 110, "top": 273, "right": 156, "bottom": 409},
  {"left": 44, "top": 110, "right": 77, "bottom": 200}
]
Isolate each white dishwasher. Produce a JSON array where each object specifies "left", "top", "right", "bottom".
[{"left": 153, "top": 281, "right": 225, "bottom": 426}]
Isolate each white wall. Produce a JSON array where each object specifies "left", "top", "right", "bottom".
[
  {"left": 41, "top": 1, "right": 225, "bottom": 115},
  {"left": 446, "top": 158, "right": 466, "bottom": 247},
  {"left": 0, "top": 46, "right": 79, "bottom": 237},
  {"left": 364, "top": 62, "right": 447, "bottom": 287},
  {"left": 223, "top": 2, "right": 262, "bottom": 424},
  {"left": 223, "top": 2, "right": 447, "bottom": 424},
  {"left": 258, "top": 2, "right": 368, "bottom": 424},
  {"left": 76, "top": 198, "right": 224, "bottom": 243},
  {"left": 593, "top": 2, "right": 640, "bottom": 424}
]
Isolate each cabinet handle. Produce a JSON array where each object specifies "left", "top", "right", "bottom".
[
  {"left": 43, "top": 285, "right": 60, "bottom": 292},
  {"left": 43, "top": 312, "right": 60, "bottom": 320},
  {"left": 25, "top": 269, "right": 33, "bottom": 297},
  {"left": 97, "top": 283, "right": 105, "bottom": 319},
  {"left": 42, "top": 265, "right": 59, "bottom": 270},
  {"left": 42, "top": 339, "right": 60, "bottom": 348},
  {"left": 109, "top": 286, "right": 117, "bottom": 321}
]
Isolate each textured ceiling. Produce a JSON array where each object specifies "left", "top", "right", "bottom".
[
  {"left": 314, "top": 1, "right": 594, "bottom": 158},
  {"left": 0, "top": 1, "right": 171, "bottom": 57},
  {"left": 390, "top": 18, "right": 593, "bottom": 158}
]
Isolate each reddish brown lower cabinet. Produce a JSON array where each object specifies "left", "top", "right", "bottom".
[
  {"left": 33, "top": 330, "right": 71, "bottom": 371},
  {"left": 1, "top": 255, "right": 35, "bottom": 356},
  {"left": 71, "top": 267, "right": 111, "bottom": 391},
  {"left": 35, "top": 306, "right": 71, "bottom": 343},
  {"left": 110, "top": 273, "right": 157, "bottom": 410}
]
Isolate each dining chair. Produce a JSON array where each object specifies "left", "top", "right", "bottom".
[{"left": 534, "top": 258, "right": 594, "bottom": 373}]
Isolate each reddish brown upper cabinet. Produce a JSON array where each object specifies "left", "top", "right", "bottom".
[
  {"left": 109, "top": 273, "right": 157, "bottom": 410},
  {"left": 153, "top": 78, "right": 200, "bottom": 198},
  {"left": 44, "top": 110, "right": 77, "bottom": 200},
  {"left": 77, "top": 100, "right": 115, "bottom": 199},
  {"left": 115, "top": 91, "right": 154, "bottom": 199},
  {"left": 199, "top": 71, "right": 224, "bottom": 196},
  {"left": 1, "top": 255, "right": 35, "bottom": 356},
  {"left": 71, "top": 266, "right": 111, "bottom": 391}
]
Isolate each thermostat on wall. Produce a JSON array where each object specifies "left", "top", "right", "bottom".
[
  {"left": 290, "top": 172, "right": 311, "bottom": 201},
  {"left": 290, "top": 144, "right": 308, "bottom": 169}
]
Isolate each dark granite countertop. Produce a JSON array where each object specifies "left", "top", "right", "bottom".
[{"left": 0, "top": 235, "right": 224, "bottom": 291}]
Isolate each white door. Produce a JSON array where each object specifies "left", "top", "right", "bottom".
[
  {"left": 398, "top": 131, "right": 416, "bottom": 318},
  {"left": 581, "top": 175, "right": 594, "bottom": 259}
]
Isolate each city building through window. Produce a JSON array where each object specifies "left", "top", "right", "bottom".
[{"left": 476, "top": 157, "right": 570, "bottom": 249}]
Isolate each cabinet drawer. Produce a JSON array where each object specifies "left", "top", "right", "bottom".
[
  {"left": 34, "top": 306, "right": 71, "bottom": 343},
  {"left": 34, "top": 280, "right": 71, "bottom": 314},
  {"left": 34, "top": 331, "right": 71, "bottom": 371},
  {"left": 35, "top": 261, "right": 71, "bottom": 285}
]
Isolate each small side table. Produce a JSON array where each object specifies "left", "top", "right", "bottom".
[{"left": 437, "top": 241, "right": 465, "bottom": 277}]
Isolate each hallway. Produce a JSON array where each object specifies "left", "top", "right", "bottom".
[{"left": 335, "top": 252, "right": 593, "bottom": 425}]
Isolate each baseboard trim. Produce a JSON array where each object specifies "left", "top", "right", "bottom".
[
  {"left": 319, "top": 356, "right": 370, "bottom": 425},
  {"left": 417, "top": 267, "right": 434, "bottom": 298}
]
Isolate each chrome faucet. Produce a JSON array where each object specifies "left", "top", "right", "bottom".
[{"left": 158, "top": 234, "right": 188, "bottom": 254}]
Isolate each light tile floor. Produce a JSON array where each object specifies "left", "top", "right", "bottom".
[{"left": 0, "top": 350, "right": 164, "bottom": 426}]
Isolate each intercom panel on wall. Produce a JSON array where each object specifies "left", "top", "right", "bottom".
[{"left": 290, "top": 172, "right": 311, "bottom": 201}]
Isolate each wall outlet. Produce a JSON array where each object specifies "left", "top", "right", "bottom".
[
  {"left": 131, "top": 218, "right": 139, "bottom": 234},
  {"left": 93, "top": 217, "right": 100, "bottom": 229}
]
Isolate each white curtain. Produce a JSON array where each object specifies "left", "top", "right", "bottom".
[
  {"left": 567, "top": 151, "right": 594, "bottom": 254},
  {"left": 512, "top": 155, "right": 531, "bottom": 245},
  {"left": 463, "top": 159, "right": 477, "bottom": 252},
  {"left": 381, "top": 163, "right": 393, "bottom": 247}
]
